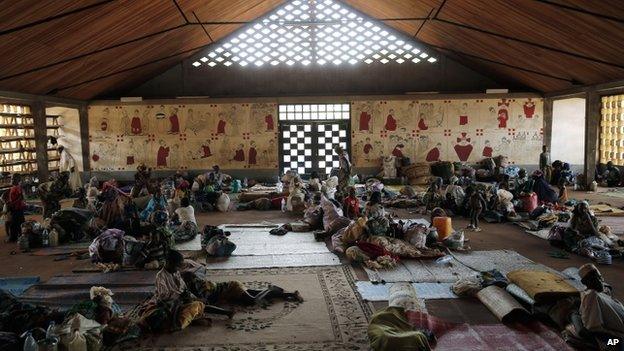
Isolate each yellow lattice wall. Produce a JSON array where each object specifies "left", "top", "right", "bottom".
[{"left": 600, "top": 95, "right": 624, "bottom": 165}]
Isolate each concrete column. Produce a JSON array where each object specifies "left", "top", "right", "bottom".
[
  {"left": 584, "top": 90, "right": 600, "bottom": 188},
  {"left": 78, "top": 104, "right": 90, "bottom": 178},
  {"left": 542, "top": 97, "right": 553, "bottom": 148},
  {"left": 32, "top": 100, "right": 49, "bottom": 182}
]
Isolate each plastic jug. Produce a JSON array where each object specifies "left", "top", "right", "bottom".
[
  {"left": 432, "top": 217, "right": 453, "bottom": 241},
  {"left": 23, "top": 332, "right": 37, "bottom": 351}
]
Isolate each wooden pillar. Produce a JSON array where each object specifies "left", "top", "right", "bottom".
[
  {"left": 542, "top": 97, "right": 553, "bottom": 148},
  {"left": 584, "top": 89, "right": 600, "bottom": 188},
  {"left": 32, "top": 99, "right": 49, "bottom": 182},
  {"left": 78, "top": 104, "right": 90, "bottom": 178}
]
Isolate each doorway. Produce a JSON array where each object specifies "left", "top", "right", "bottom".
[{"left": 278, "top": 103, "right": 350, "bottom": 177}]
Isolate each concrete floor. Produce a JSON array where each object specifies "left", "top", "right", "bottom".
[{"left": 0, "top": 188, "right": 622, "bottom": 308}]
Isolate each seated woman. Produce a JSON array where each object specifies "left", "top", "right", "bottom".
[
  {"left": 422, "top": 177, "right": 444, "bottom": 211},
  {"left": 171, "top": 197, "right": 198, "bottom": 243},
  {"left": 140, "top": 189, "right": 168, "bottom": 222},
  {"left": 365, "top": 191, "right": 389, "bottom": 236},
  {"left": 342, "top": 186, "right": 360, "bottom": 219},
  {"left": 531, "top": 170, "right": 558, "bottom": 204},
  {"left": 603, "top": 162, "right": 621, "bottom": 187},
  {"left": 569, "top": 201, "right": 600, "bottom": 237},
  {"left": 308, "top": 171, "right": 322, "bottom": 192},
  {"left": 513, "top": 168, "right": 534, "bottom": 196},
  {"left": 136, "top": 251, "right": 208, "bottom": 333}
]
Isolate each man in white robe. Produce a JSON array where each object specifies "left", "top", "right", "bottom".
[{"left": 58, "top": 146, "right": 82, "bottom": 191}]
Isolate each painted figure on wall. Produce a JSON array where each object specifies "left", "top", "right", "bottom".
[
  {"left": 169, "top": 107, "right": 180, "bottom": 134},
  {"left": 121, "top": 110, "right": 131, "bottom": 135},
  {"left": 100, "top": 108, "right": 110, "bottom": 133},
  {"left": 426, "top": 143, "right": 442, "bottom": 162},
  {"left": 127, "top": 139, "right": 136, "bottom": 165},
  {"left": 482, "top": 140, "right": 493, "bottom": 158},
  {"left": 232, "top": 144, "right": 245, "bottom": 162},
  {"left": 156, "top": 140, "right": 170, "bottom": 168},
  {"left": 392, "top": 144, "right": 404, "bottom": 158},
  {"left": 454, "top": 133, "right": 473, "bottom": 162},
  {"left": 216, "top": 112, "right": 227, "bottom": 135},
  {"left": 385, "top": 109, "right": 397, "bottom": 131},
  {"left": 497, "top": 99, "right": 509, "bottom": 128},
  {"left": 265, "top": 113, "right": 274, "bottom": 131},
  {"left": 266, "top": 139, "right": 277, "bottom": 167},
  {"left": 131, "top": 109, "right": 142, "bottom": 135},
  {"left": 169, "top": 144, "right": 181, "bottom": 168},
  {"left": 417, "top": 112, "right": 429, "bottom": 131},
  {"left": 201, "top": 139, "right": 212, "bottom": 158},
  {"left": 523, "top": 98, "right": 536, "bottom": 118},
  {"left": 248, "top": 141, "right": 257, "bottom": 166},
  {"left": 359, "top": 106, "right": 372, "bottom": 132},
  {"left": 155, "top": 105, "right": 167, "bottom": 134},
  {"left": 459, "top": 102, "right": 469, "bottom": 126},
  {"left": 363, "top": 137, "right": 373, "bottom": 158}
]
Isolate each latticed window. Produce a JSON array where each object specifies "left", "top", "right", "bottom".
[
  {"left": 600, "top": 94, "right": 624, "bottom": 165},
  {"left": 192, "top": 0, "right": 436, "bottom": 68}
]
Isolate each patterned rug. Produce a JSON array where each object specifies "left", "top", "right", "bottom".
[{"left": 134, "top": 265, "right": 372, "bottom": 350}]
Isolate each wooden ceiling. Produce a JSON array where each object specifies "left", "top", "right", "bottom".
[{"left": 1, "top": 0, "right": 623, "bottom": 100}]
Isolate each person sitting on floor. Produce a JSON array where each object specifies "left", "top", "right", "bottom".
[
  {"left": 531, "top": 170, "right": 558, "bottom": 204},
  {"left": 513, "top": 168, "right": 533, "bottom": 196},
  {"left": 286, "top": 178, "right": 307, "bottom": 213},
  {"left": 86, "top": 176, "right": 101, "bottom": 210},
  {"left": 562, "top": 263, "right": 624, "bottom": 347},
  {"left": 308, "top": 170, "right": 322, "bottom": 192},
  {"left": 137, "top": 250, "right": 208, "bottom": 333},
  {"left": 569, "top": 201, "right": 600, "bottom": 238},
  {"left": 342, "top": 186, "right": 360, "bottom": 219},
  {"left": 365, "top": 191, "right": 389, "bottom": 236},
  {"left": 181, "top": 270, "right": 303, "bottom": 309},
  {"left": 422, "top": 177, "right": 444, "bottom": 211},
  {"left": 38, "top": 172, "right": 72, "bottom": 219},
  {"left": 206, "top": 165, "right": 230, "bottom": 191},
  {"left": 141, "top": 188, "right": 168, "bottom": 222},
  {"left": 131, "top": 163, "right": 151, "bottom": 198},
  {"left": 444, "top": 176, "right": 465, "bottom": 214},
  {"left": 602, "top": 161, "right": 621, "bottom": 187},
  {"left": 72, "top": 187, "right": 88, "bottom": 209},
  {"left": 171, "top": 197, "right": 198, "bottom": 243}
]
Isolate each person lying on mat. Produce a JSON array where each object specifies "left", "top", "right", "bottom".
[{"left": 181, "top": 269, "right": 304, "bottom": 311}]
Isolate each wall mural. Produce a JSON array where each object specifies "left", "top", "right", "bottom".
[
  {"left": 88, "top": 103, "right": 278, "bottom": 171},
  {"left": 88, "top": 97, "right": 542, "bottom": 172},
  {"left": 351, "top": 98, "right": 544, "bottom": 167}
]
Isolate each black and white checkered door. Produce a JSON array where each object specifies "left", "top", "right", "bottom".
[{"left": 280, "top": 121, "right": 349, "bottom": 176}]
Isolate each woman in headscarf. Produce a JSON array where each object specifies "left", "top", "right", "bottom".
[{"left": 531, "top": 170, "right": 558, "bottom": 204}]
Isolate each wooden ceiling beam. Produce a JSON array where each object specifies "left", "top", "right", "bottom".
[
  {"left": 53, "top": 43, "right": 210, "bottom": 94},
  {"left": 422, "top": 42, "right": 573, "bottom": 83},
  {"left": 0, "top": 23, "right": 190, "bottom": 82},
  {"left": 535, "top": 0, "right": 624, "bottom": 25},
  {"left": 0, "top": 0, "right": 116, "bottom": 36},
  {"left": 432, "top": 18, "right": 624, "bottom": 69}
]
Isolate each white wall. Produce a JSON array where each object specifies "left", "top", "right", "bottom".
[{"left": 552, "top": 98, "right": 585, "bottom": 167}]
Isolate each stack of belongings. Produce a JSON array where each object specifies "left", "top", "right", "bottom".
[
  {"left": 430, "top": 161, "right": 454, "bottom": 184},
  {"left": 402, "top": 162, "right": 432, "bottom": 186}
]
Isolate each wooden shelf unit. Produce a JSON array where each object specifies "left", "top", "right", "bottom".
[{"left": 0, "top": 103, "right": 37, "bottom": 175}]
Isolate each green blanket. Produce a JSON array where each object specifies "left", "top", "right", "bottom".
[{"left": 367, "top": 306, "right": 431, "bottom": 351}]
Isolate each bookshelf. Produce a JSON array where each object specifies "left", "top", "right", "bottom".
[{"left": 0, "top": 104, "right": 37, "bottom": 189}]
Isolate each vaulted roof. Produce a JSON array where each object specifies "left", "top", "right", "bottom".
[{"left": 1, "top": 0, "right": 623, "bottom": 100}]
